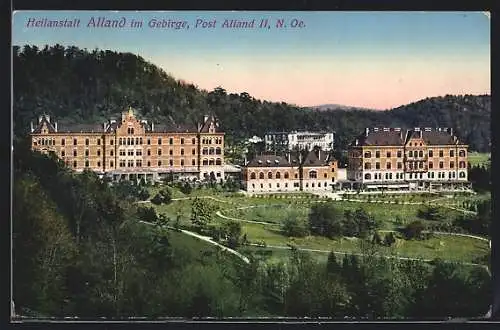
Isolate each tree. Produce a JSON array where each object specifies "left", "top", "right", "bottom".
[
  {"left": 326, "top": 251, "right": 341, "bottom": 274},
  {"left": 224, "top": 221, "right": 242, "bottom": 249},
  {"left": 136, "top": 206, "right": 158, "bottom": 223},
  {"left": 403, "top": 221, "right": 426, "bottom": 240},
  {"left": 282, "top": 217, "right": 309, "bottom": 238},
  {"left": 191, "top": 198, "right": 215, "bottom": 227},
  {"left": 179, "top": 181, "right": 193, "bottom": 195},
  {"left": 372, "top": 232, "right": 383, "bottom": 245},
  {"left": 309, "top": 203, "right": 344, "bottom": 238},
  {"left": 384, "top": 232, "right": 396, "bottom": 246}
]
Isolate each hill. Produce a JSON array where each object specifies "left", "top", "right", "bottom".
[
  {"left": 13, "top": 45, "right": 490, "bottom": 152},
  {"left": 308, "top": 104, "right": 378, "bottom": 111}
]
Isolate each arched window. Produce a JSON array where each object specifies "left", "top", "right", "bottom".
[
  {"left": 215, "top": 147, "right": 221, "bottom": 155},
  {"left": 276, "top": 172, "right": 281, "bottom": 179},
  {"left": 419, "top": 150, "right": 423, "bottom": 157},
  {"left": 365, "top": 173, "right": 371, "bottom": 180},
  {"left": 209, "top": 159, "right": 215, "bottom": 165},
  {"left": 409, "top": 151, "right": 413, "bottom": 157},
  {"left": 429, "top": 162, "right": 433, "bottom": 169},
  {"left": 209, "top": 148, "right": 215, "bottom": 155},
  {"left": 250, "top": 172, "right": 256, "bottom": 180},
  {"left": 268, "top": 172, "right": 273, "bottom": 179},
  {"left": 215, "top": 158, "right": 222, "bottom": 165},
  {"left": 309, "top": 171, "right": 317, "bottom": 179},
  {"left": 459, "top": 172, "right": 466, "bottom": 178},
  {"left": 459, "top": 150, "right": 466, "bottom": 157},
  {"left": 284, "top": 172, "right": 289, "bottom": 179},
  {"left": 203, "top": 148, "right": 208, "bottom": 155},
  {"left": 364, "top": 151, "right": 371, "bottom": 158},
  {"left": 203, "top": 159, "right": 208, "bottom": 165},
  {"left": 259, "top": 172, "right": 265, "bottom": 179},
  {"left": 459, "top": 161, "right": 466, "bottom": 168}
]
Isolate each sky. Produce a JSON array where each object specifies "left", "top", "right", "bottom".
[{"left": 12, "top": 11, "right": 490, "bottom": 110}]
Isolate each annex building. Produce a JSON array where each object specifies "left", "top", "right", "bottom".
[
  {"left": 242, "top": 148, "right": 338, "bottom": 193},
  {"left": 345, "top": 127, "right": 470, "bottom": 191},
  {"left": 29, "top": 107, "right": 226, "bottom": 182},
  {"left": 264, "top": 131, "right": 335, "bottom": 153}
]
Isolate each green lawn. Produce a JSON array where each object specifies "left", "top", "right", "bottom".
[{"left": 468, "top": 152, "right": 490, "bottom": 167}]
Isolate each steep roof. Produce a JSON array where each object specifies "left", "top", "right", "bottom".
[
  {"left": 246, "top": 155, "right": 291, "bottom": 168},
  {"left": 199, "top": 115, "right": 221, "bottom": 133},
  {"left": 31, "top": 115, "right": 57, "bottom": 134},
  {"left": 351, "top": 128, "right": 464, "bottom": 147},
  {"left": 57, "top": 123, "right": 104, "bottom": 133}
]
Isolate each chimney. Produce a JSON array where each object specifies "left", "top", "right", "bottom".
[
  {"left": 420, "top": 131, "right": 422, "bottom": 138},
  {"left": 151, "top": 122, "right": 154, "bottom": 131},
  {"left": 54, "top": 122, "right": 58, "bottom": 132},
  {"left": 365, "top": 128, "right": 369, "bottom": 137},
  {"left": 288, "top": 153, "right": 291, "bottom": 163},
  {"left": 38, "top": 115, "right": 43, "bottom": 124},
  {"left": 355, "top": 139, "right": 359, "bottom": 146},
  {"left": 204, "top": 115, "right": 209, "bottom": 123},
  {"left": 30, "top": 121, "right": 34, "bottom": 133},
  {"left": 450, "top": 128, "right": 453, "bottom": 136},
  {"left": 103, "top": 122, "right": 107, "bottom": 131}
]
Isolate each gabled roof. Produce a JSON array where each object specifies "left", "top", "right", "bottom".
[
  {"left": 31, "top": 115, "right": 57, "bottom": 134},
  {"left": 57, "top": 123, "right": 103, "bottom": 133},
  {"left": 246, "top": 155, "right": 291, "bottom": 168},
  {"left": 199, "top": 115, "right": 220, "bottom": 133},
  {"left": 350, "top": 128, "right": 464, "bottom": 147}
]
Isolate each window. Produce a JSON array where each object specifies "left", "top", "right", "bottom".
[
  {"left": 97, "top": 149, "right": 101, "bottom": 156},
  {"left": 268, "top": 172, "right": 273, "bottom": 179},
  {"left": 147, "top": 138, "right": 151, "bottom": 145},
  {"left": 135, "top": 138, "right": 139, "bottom": 145},
  {"left": 147, "top": 161, "right": 151, "bottom": 167},
  {"left": 181, "top": 160, "right": 184, "bottom": 166},
  {"left": 136, "top": 160, "right": 142, "bottom": 167},
  {"left": 120, "top": 160, "right": 125, "bottom": 168},
  {"left": 459, "top": 150, "right": 466, "bottom": 157},
  {"left": 386, "top": 162, "right": 391, "bottom": 169},
  {"left": 364, "top": 151, "right": 371, "bottom": 158},
  {"left": 97, "top": 139, "right": 101, "bottom": 146},
  {"left": 110, "top": 139, "right": 114, "bottom": 145},
  {"left": 73, "top": 139, "right": 77, "bottom": 146},
  {"left": 409, "top": 151, "right": 413, "bottom": 157},
  {"left": 128, "top": 127, "right": 134, "bottom": 135},
  {"left": 203, "top": 159, "right": 208, "bottom": 165},
  {"left": 85, "top": 139, "right": 89, "bottom": 146},
  {"left": 429, "top": 150, "right": 433, "bottom": 157},
  {"left": 295, "top": 173, "right": 298, "bottom": 179},
  {"left": 386, "top": 151, "right": 391, "bottom": 158},
  {"left": 450, "top": 161, "right": 455, "bottom": 168},
  {"left": 203, "top": 148, "right": 208, "bottom": 155},
  {"left": 147, "top": 149, "right": 151, "bottom": 156},
  {"left": 450, "top": 150, "right": 454, "bottom": 157},
  {"left": 375, "top": 162, "right": 380, "bottom": 170},
  {"left": 73, "top": 161, "right": 77, "bottom": 168},
  {"left": 128, "top": 150, "right": 134, "bottom": 156},
  {"left": 216, "top": 147, "right": 221, "bottom": 155},
  {"left": 110, "top": 161, "right": 114, "bottom": 168},
  {"left": 181, "top": 138, "right": 184, "bottom": 145},
  {"left": 419, "top": 162, "right": 423, "bottom": 169},
  {"left": 397, "top": 151, "right": 402, "bottom": 158},
  {"left": 209, "top": 148, "right": 215, "bottom": 155},
  {"left": 61, "top": 138, "right": 65, "bottom": 146},
  {"left": 170, "top": 159, "right": 174, "bottom": 166},
  {"left": 169, "top": 138, "right": 173, "bottom": 145},
  {"left": 284, "top": 172, "right": 289, "bottom": 179},
  {"left": 73, "top": 150, "right": 77, "bottom": 157},
  {"left": 459, "top": 172, "right": 466, "bottom": 178},
  {"left": 459, "top": 161, "right": 466, "bottom": 168},
  {"left": 397, "top": 162, "right": 402, "bottom": 169},
  {"left": 110, "top": 150, "right": 114, "bottom": 156},
  {"left": 85, "top": 160, "right": 89, "bottom": 167},
  {"left": 429, "top": 162, "right": 433, "bottom": 169},
  {"left": 192, "top": 138, "right": 196, "bottom": 144},
  {"left": 259, "top": 172, "right": 265, "bottom": 179},
  {"left": 324, "top": 173, "right": 328, "bottom": 178},
  {"left": 375, "top": 151, "right": 380, "bottom": 158},
  {"left": 276, "top": 172, "right": 281, "bottom": 179},
  {"left": 439, "top": 161, "right": 444, "bottom": 169},
  {"left": 158, "top": 160, "right": 162, "bottom": 166},
  {"left": 158, "top": 138, "right": 162, "bottom": 145},
  {"left": 439, "top": 150, "right": 444, "bottom": 157},
  {"left": 97, "top": 161, "right": 101, "bottom": 167},
  {"left": 128, "top": 160, "right": 134, "bottom": 167},
  {"left": 181, "top": 148, "right": 184, "bottom": 155},
  {"left": 192, "top": 148, "right": 196, "bottom": 155},
  {"left": 136, "top": 150, "right": 142, "bottom": 156},
  {"left": 309, "top": 171, "right": 317, "bottom": 179},
  {"left": 192, "top": 159, "right": 196, "bottom": 166},
  {"left": 120, "top": 149, "right": 126, "bottom": 156},
  {"left": 61, "top": 150, "right": 65, "bottom": 157},
  {"left": 158, "top": 149, "right": 162, "bottom": 156},
  {"left": 294, "top": 182, "right": 300, "bottom": 188},
  {"left": 365, "top": 173, "right": 371, "bottom": 180},
  {"left": 419, "top": 150, "right": 423, "bottom": 157},
  {"left": 364, "top": 163, "right": 371, "bottom": 170}
]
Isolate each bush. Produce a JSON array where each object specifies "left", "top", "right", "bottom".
[
  {"left": 151, "top": 193, "right": 164, "bottom": 205},
  {"left": 403, "top": 221, "right": 426, "bottom": 240}
]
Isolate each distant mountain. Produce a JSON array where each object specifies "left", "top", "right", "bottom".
[
  {"left": 307, "top": 104, "right": 378, "bottom": 111},
  {"left": 13, "top": 44, "right": 491, "bottom": 152}
]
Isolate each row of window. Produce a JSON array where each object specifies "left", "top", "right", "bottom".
[
  {"left": 364, "top": 171, "right": 466, "bottom": 180},
  {"left": 36, "top": 138, "right": 108, "bottom": 146},
  {"left": 250, "top": 181, "right": 331, "bottom": 190},
  {"left": 202, "top": 147, "right": 222, "bottom": 155},
  {"left": 363, "top": 149, "right": 467, "bottom": 159},
  {"left": 201, "top": 137, "right": 223, "bottom": 145},
  {"left": 249, "top": 170, "right": 329, "bottom": 180},
  {"left": 364, "top": 161, "right": 467, "bottom": 170}
]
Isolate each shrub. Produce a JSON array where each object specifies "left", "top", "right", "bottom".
[{"left": 403, "top": 220, "right": 426, "bottom": 240}]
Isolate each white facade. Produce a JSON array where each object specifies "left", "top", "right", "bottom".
[{"left": 288, "top": 131, "right": 334, "bottom": 151}]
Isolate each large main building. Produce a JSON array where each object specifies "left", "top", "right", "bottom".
[
  {"left": 346, "top": 127, "right": 470, "bottom": 191},
  {"left": 29, "top": 107, "right": 226, "bottom": 182}
]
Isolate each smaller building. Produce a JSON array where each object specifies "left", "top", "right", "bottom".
[
  {"left": 242, "top": 148, "right": 338, "bottom": 193},
  {"left": 264, "top": 130, "right": 335, "bottom": 152}
]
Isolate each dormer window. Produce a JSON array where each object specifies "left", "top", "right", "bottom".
[
  {"left": 274, "top": 159, "right": 279, "bottom": 164},
  {"left": 258, "top": 160, "right": 262, "bottom": 164},
  {"left": 266, "top": 160, "right": 271, "bottom": 165}
]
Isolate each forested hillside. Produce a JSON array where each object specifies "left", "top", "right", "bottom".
[{"left": 13, "top": 44, "right": 490, "bottom": 151}]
